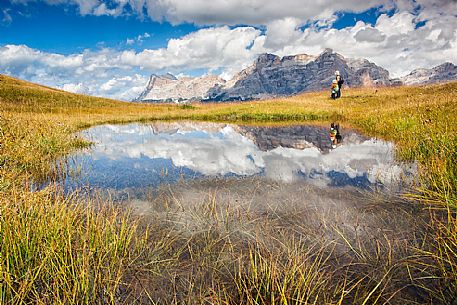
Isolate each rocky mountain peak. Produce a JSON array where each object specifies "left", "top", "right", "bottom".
[
  {"left": 281, "top": 54, "right": 316, "bottom": 65},
  {"left": 400, "top": 62, "right": 457, "bottom": 85},
  {"left": 158, "top": 73, "right": 177, "bottom": 81},
  {"left": 135, "top": 73, "right": 225, "bottom": 102},
  {"left": 321, "top": 48, "right": 334, "bottom": 55},
  {"left": 135, "top": 51, "right": 456, "bottom": 103},
  {"left": 205, "top": 49, "right": 392, "bottom": 101},
  {"left": 440, "top": 62, "right": 453, "bottom": 67},
  {"left": 255, "top": 53, "right": 280, "bottom": 67}
]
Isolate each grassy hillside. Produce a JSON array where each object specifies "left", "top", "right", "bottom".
[
  {"left": 1, "top": 74, "right": 456, "bottom": 304},
  {"left": 2, "top": 74, "right": 455, "bottom": 203}
]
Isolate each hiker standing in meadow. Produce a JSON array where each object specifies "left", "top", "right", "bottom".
[
  {"left": 335, "top": 70, "right": 344, "bottom": 98},
  {"left": 331, "top": 80, "right": 339, "bottom": 99}
]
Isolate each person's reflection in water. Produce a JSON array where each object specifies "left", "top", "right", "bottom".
[{"left": 329, "top": 123, "right": 343, "bottom": 148}]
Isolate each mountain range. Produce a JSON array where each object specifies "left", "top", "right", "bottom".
[{"left": 135, "top": 49, "right": 457, "bottom": 103}]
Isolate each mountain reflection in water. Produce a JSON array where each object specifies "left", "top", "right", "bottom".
[{"left": 62, "top": 122, "right": 415, "bottom": 191}]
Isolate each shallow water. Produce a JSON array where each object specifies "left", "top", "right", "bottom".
[
  {"left": 60, "top": 121, "right": 415, "bottom": 196},
  {"left": 50, "top": 122, "right": 432, "bottom": 304}
]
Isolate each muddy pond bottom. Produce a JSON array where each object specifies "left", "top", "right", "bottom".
[{"left": 60, "top": 121, "right": 415, "bottom": 197}]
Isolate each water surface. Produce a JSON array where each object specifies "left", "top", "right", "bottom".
[{"left": 61, "top": 121, "right": 414, "bottom": 196}]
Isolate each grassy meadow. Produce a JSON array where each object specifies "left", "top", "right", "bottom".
[{"left": 0, "top": 74, "right": 456, "bottom": 304}]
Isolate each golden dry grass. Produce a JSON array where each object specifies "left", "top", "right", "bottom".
[{"left": 1, "top": 74, "right": 456, "bottom": 304}]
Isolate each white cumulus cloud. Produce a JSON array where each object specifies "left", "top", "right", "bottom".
[
  {"left": 0, "top": 44, "right": 150, "bottom": 100},
  {"left": 1, "top": 0, "right": 456, "bottom": 99},
  {"left": 119, "top": 26, "right": 263, "bottom": 72}
]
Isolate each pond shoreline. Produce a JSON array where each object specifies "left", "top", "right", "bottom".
[{"left": 52, "top": 121, "right": 416, "bottom": 200}]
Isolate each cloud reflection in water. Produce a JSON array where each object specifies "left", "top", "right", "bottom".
[{"left": 65, "top": 122, "right": 413, "bottom": 190}]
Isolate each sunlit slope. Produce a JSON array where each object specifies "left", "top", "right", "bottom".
[
  {"left": 2, "top": 73, "right": 457, "bottom": 128},
  {"left": 0, "top": 74, "right": 128, "bottom": 110}
]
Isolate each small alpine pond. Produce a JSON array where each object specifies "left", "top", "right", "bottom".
[{"left": 58, "top": 121, "right": 416, "bottom": 197}]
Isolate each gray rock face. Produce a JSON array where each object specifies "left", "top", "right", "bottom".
[
  {"left": 134, "top": 50, "right": 456, "bottom": 103},
  {"left": 135, "top": 73, "right": 225, "bottom": 103},
  {"left": 400, "top": 62, "right": 457, "bottom": 85},
  {"left": 208, "top": 49, "right": 393, "bottom": 101}
]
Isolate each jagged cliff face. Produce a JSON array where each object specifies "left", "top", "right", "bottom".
[
  {"left": 400, "top": 62, "right": 457, "bottom": 85},
  {"left": 134, "top": 50, "right": 456, "bottom": 103},
  {"left": 209, "top": 49, "right": 393, "bottom": 101},
  {"left": 135, "top": 50, "right": 393, "bottom": 103},
  {"left": 135, "top": 73, "right": 225, "bottom": 102}
]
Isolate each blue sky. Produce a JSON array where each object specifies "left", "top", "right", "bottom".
[
  {"left": 1, "top": 1, "right": 198, "bottom": 53},
  {"left": 0, "top": 0, "right": 456, "bottom": 100},
  {"left": 0, "top": 1, "right": 386, "bottom": 54}
]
